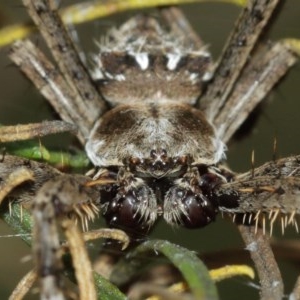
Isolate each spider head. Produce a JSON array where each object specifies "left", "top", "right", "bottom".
[{"left": 127, "top": 150, "right": 190, "bottom": 179}]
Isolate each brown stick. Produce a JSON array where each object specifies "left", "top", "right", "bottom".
[{"left": 238, "top": 224, "right": 283, "bottom": 300}]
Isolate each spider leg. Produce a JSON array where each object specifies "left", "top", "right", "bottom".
[
  {"left": 214, "top": 154, "right": 300, "bottom": 298},
  {"left": 214, "top": 40, "right": 299, "bottom": 143},
  {"left": 9, "top": 40, "right": 87, "bottom": 143},
  {"left": 159, "top": 6, "right": 204, "bottom": 49},
  {"left": 9, "top": 268, "right": 37, "bottom": 300},
  {"left": 28, "top": 173, "right": 100, "bottom": 299},
  {"left": 198, "top": 0, "right": 280, "bottom": 122},
  {"left": 215, "top": 155, "right": 300, "bottom": 229},
  {"left": 0, "top": 154, "right": 130, "bottom": 299},
  {"left": 0, "top": 121, "right": 77, "bottom": 143},
  {"left": 22, "top": 0, "right": 108, "bottom": 132},
  {"left": 0, "top": 167, "right": 34, "bottom": 206},
  {"left": 32, "top": 173, "right": 131, "bottom": 299}
]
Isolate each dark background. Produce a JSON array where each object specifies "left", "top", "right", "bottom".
[{"left": 0, "top": 0, "right": 299, "bottom": 299}]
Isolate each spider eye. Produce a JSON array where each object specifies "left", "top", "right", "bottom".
[{"left": 164, "top": 187, "right": 218, "bottom": 228}]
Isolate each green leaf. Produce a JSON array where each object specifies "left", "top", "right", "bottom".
[
  {"left": 3, "top": 140, "right": 90, "bottom": 171},
  {"left": 0, "top": 203, "right": 33, "bottom": 246},
  {"left": 94, "top": 273, "right": 127, "bottom": 300},
  {"left": 111, "top": 239, "right": 219, "bottom": 300}
]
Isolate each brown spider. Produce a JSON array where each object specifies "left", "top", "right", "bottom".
[{"left": 0, "top": 0, "right": 300, "bottom": 299}]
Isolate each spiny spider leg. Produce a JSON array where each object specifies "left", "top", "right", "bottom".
[
  {"left": 32, "top": 175, "right": 99, "bottom": 299},
  {"left": 199, "top": 0, "right": 280, "bottom": 121},
  {"left": 213, "top": 155, "right": 300, "bottom": 299},
  {"left": 9, "top": 269, "right": 37, "bottom": 300},
  {"left": 0, "top": 154, "right": 99, "bottom": 217},
  {"left": 157, "top": 3, "right": 299, "bottom": 144},
  {"left": 22, "top": 0, "right": 108, "bottom": 133},
  {"left": 215, "top": 155, "right": 300, "bottom": 225},
  {"left": 0, "top": 154, "right": 130, "bottom": 299},
  {"left": 216, "top": 40, "right": 299, "bottom": 143}
]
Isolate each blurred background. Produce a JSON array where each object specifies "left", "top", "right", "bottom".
[{"left": 0, "top": 0, "right": 300, "bottom": 299}]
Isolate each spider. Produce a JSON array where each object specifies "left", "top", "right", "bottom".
[{"left": 0, "top": 0, "right": 300, "bottom": 299}]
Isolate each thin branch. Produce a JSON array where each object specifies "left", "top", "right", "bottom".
[{"left": 238, "top": 224, "right": 283, "bottom": 300}]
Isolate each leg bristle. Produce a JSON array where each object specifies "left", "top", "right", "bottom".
[
  {"left": 262, "top": 215, "right": 266, "bottom": 235},
  {"left": 249, "top": 209, "right": 299, "bottom": 236},
  {"left": 270, "top": 219, "right": 274, "bottom": 237},
  {"left": 255, "top": 216, "right": 259, "bottom": 235},
  {"left": 254, "top": 210, "right": 261, "bottom": 221},
  {"left": 288, "top": 211, "right": 296, "bottom": 224},
  {"left": 85, "top": 168, "right": 96, "bottom": 177},
  {"left": 242, "top": 213, "right": 247, "bottom": 224},
  {"left": 81, "top": 204, "right": 94, "bottom": 220},
  {"left": 90, "top": 202, "right": 100, "bottom": 214},
  {"left": 232, "top": 214, "right": 236, "bottom": 223},
  {"left": 80, "top": 216, "right": 86, "bottom": 232},
  {"left": 248, "top": 213, "right": 253, "bottom": 224},
  {"left": 281, "top": 217, "right": 285, "bottom": 235},
  {"left": 288, "top": 166, "right": 300, "bottom": 177},
  {"left": 73, "top": 205, "right": 83, "bottom": 219},
  {"left": 284, "top": 215, "right": 288, "bottom": 228},
  {"left": 73, "top": 205, "right": 88, "bottom": 231},
  {"left": 268, "top": 209, "right": 274, "bottom": 220},
  {"left": 270, "top": 209, "right": 279, "bottom": 228},
  {"left": 84, "top": 217, "right": 89, "bottom": 232},
  {"left": 294, "top": 219, "right": 299, "bottom": 233}
]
